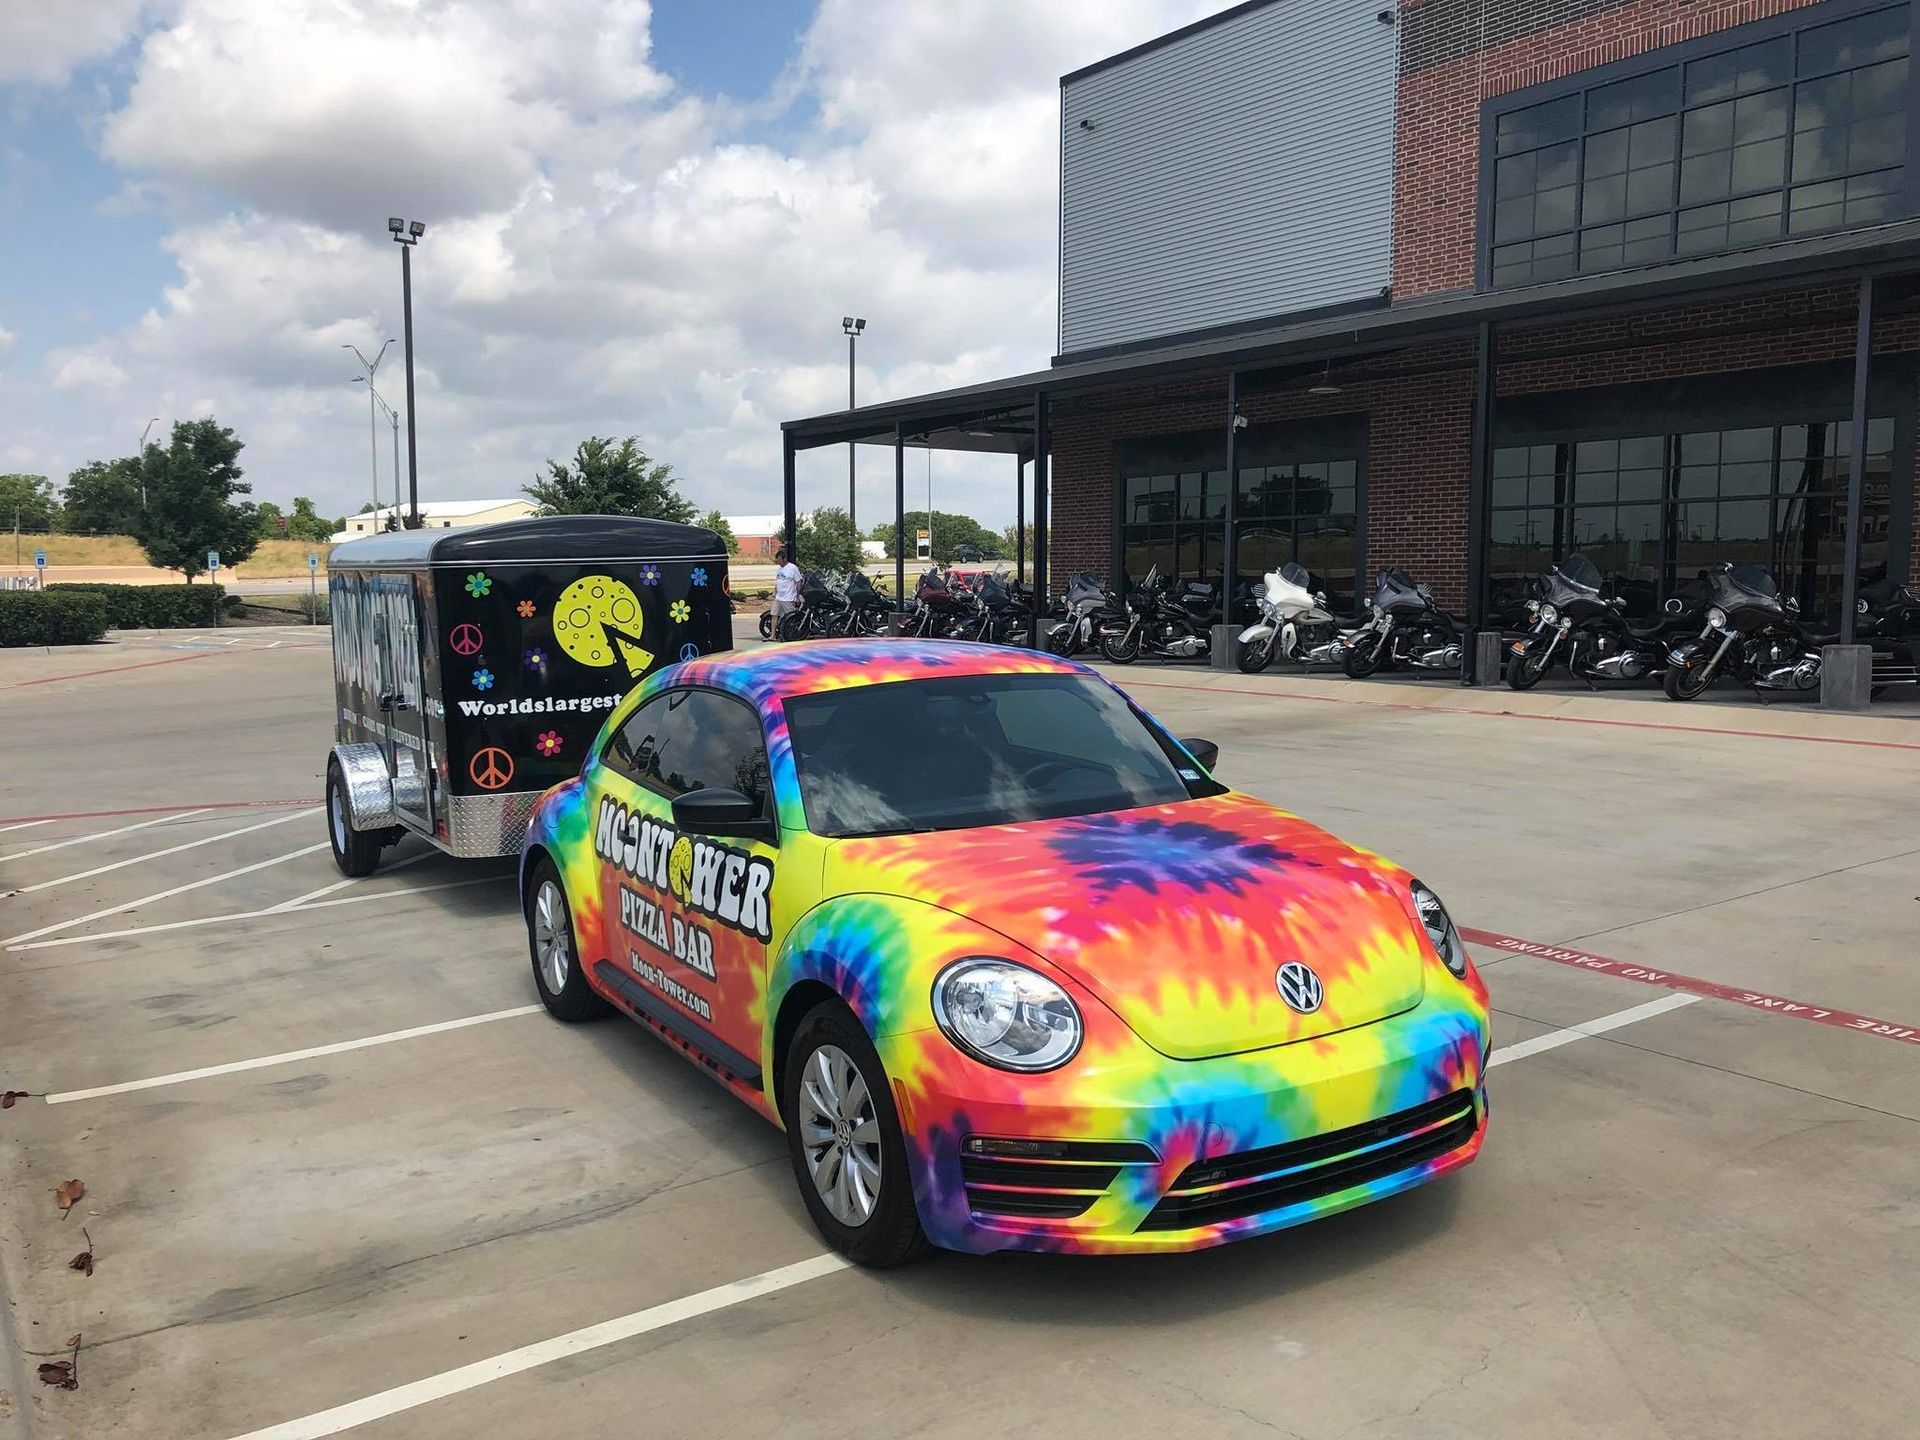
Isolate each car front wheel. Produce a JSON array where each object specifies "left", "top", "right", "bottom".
[{"left": 782, "top": 1002, "right": 929, "bottom": 1267}]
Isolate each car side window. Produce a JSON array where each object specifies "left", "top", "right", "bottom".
[{"left": 605, "top": 688, "right": 771, "bottom": 818}]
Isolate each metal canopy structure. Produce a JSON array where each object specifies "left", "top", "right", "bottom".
[{"left": 778, "top": 216, "right": 1920, "bottom": 654}]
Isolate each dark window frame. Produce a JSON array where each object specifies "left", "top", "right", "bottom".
[
  {"left": 1477, "top": 0, "right": 1918, "bottom": 290},
  {"left": 600, "top": 684, "right": 778, "bottom": 837}
]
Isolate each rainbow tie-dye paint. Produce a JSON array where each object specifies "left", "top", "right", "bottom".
[{"left": 521, "top": 639, "right": 1490, "bottom": 1256}]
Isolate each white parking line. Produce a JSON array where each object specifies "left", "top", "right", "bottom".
[
  {"left": 268, "top": 849, "right": 432, "bottom": 912},
  {"left": 226, "top": 1254, "right": 852, "bottom": 1440},
  {"left": 0, "top": 808, "right": 214, "bottom": 866},
  {"left": 1487, "top": 992, "right": 1700, "bottom": 1066},
  {"left": 0, "top": 818, "right": 55, "bottom": 836},
  {"left": 13, "top": 808, "right": 314, "bottom": 895},
  {"left": 44, "top": 1005, "right": 544, "bottom": 1104},
  {"left": 3, "top": 842, "right": 330, "bottom": 947},
  {"left": 4, "top": 874, "right": 500, "bottom": 953},
  {"left": 224, "top": 992, "right": 1692, "bottom": 1440}
]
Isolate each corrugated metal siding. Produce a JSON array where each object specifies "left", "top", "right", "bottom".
[{"left": 1059, "top": 0, "right": 1398, "bottom": 356}]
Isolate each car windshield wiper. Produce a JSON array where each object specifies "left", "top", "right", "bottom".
[{"left": 848, "top": 824, "right": 939, "bottom": 837}]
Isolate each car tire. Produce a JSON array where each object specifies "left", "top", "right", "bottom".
[
  {"left": 325, "top": 758, "right": 382, "bottom": 878},
  {"left": 781, "top": 1001, "right": 930, "bottom": 1268},
  {"left": 526, "top": 860, "right": 610, "bottom": 1022}
]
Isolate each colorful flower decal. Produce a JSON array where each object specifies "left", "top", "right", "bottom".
[
  {"left": 465, "top": 573, "right": 492, "bottom": 598},
  {"left": 641, "top": 564, "right": 661, "bottom": 586},
  {"left": 525, "top": 646, "right": 548, "bottom": 669},
  {"left": 516, "top": 599, "right": 536, "bottom": 618},
  {"left": 472, "top": 667, "right": 495, "bottom": 691},
  {"left": 535, "top": 730, "right": 563, "bottom": 757},
  {"left": 690, "top": 567, "right": 708, "bottom": 587},
  {"left": 670, "top": 599, "right": 692, "bottom": 623}
]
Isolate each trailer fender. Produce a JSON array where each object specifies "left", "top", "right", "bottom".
[{"left": 331, "top": 742, "right": 397, "bottom": 832}]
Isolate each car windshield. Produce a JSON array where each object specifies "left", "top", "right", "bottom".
[{"left": 781, "top": 672, "right": 1215, "bottom": 837}]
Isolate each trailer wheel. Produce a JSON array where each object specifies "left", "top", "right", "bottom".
[{"left": 326, "top": 757, "right": 383, "bottom": 878}]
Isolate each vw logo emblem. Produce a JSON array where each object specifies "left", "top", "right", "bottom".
[{"left": 1276, "top": 961, "right": 1324, "bottom": 1015}]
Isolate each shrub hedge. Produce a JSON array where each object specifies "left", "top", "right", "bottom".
[
  {"left": 48, "top": 582, "right": 227, "bottom": 629},
  {"left": 0, "top": 590, "right": 110, "bottom": 647}
]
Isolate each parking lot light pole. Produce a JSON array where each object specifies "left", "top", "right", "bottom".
[
  {"left": 843, "top": 317, "right": 866, "bottom": 532},
  {"left": 358, "top": 381, "right": 404, "bottom": 529},
  {"left": 138, "top": 416, "right": 160, "bottom": 508},
  {"left": 344, "top": 341, "right": 395, "bottom": 518},
  {"left": 389, "top": 218, "right": 426, "bottom": 528}
]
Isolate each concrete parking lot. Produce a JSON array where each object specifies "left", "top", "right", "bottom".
[{"left": 2, "top": 625, "right": 1917, "bottom": 1439}]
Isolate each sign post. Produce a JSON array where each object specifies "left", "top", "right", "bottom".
[
  {"left": 208, "top": 550, "right": 221, "bottom": 627},
  {"left": 307, "top": 551, "right": 319, "bottom": 625},
  {"left": 34, "top": 549, "right": 47, "bottom": 591}
]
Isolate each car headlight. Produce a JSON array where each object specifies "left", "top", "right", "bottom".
[
  {"left": 1410, "top": 881, "right": 1468, "bottom": 978},
  {"left": 1539, "top": 603, "right": 1558, "bottom": 624},
  {"left": 1707, "top": 606, "right": 1728, "bottom": 630},
  {"left": 932, "top": 959, "right": 1082, "bottom": 1071}
]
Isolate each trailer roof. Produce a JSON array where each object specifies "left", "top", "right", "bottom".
[{"left": 327, "top": 514, "right": 727, "bottom": 569}]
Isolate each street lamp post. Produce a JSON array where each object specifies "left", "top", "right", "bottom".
[
  {"left": 388, "top": 218, "right": 426, "bottom": 527},
  {"left": 343, "top": 340, "right": 395, "bottom": 518},
  {"left": 138, "top": 416, "right": 160, "bottom": 509},
  {"left": 842, "top": 317, "right": 865, "bottom": 532},
  {"left": 355, "top": 378, "right": 404, "bottom": 529}
]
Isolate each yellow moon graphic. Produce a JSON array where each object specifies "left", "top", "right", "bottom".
[
  {"left": 667, "top": 836, "right": 694, "bottom": 904},
  {"left": 553, "top": 575, "right": 651, "bottom": 674}
]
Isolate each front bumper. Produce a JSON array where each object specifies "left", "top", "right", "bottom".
[{"left": 884, "top": 999, "right": 1488, "bottom": 1255}]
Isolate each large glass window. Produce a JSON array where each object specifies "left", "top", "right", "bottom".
[
  {"left": 1233, "top": 459, "right": 1362, "bottom": 614},
  {"left": 1489, "top": 418, "right": 1894, "bottom": 625},
  {"left": 1490, "top": 4, "right": 1910, "bottom": 286}
]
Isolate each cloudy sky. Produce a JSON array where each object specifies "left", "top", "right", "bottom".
[{"left": 0, "top": 0, "right": 1219, "bottom": 531}]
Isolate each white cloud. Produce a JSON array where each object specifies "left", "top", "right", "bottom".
[
  {"left": 0, "top": 323, "right": 14, "bottom": 359},
  {"left": 0, "top": 0, "right": 159, "bottom": 86},
  {"left": 2, "top": 0, "right": 1220, "bottom": 526}
]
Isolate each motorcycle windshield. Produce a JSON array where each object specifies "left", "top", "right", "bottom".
[
  {"left": 1557, "top": 555, "right": 1603, "bottom": 592},
  {"left": 1375, "top": 569, "right": 1420, "bottom": 605},
  {"left": 1279, "top": 562, "right": 1310, "bottom": 588},
  {"left": 1727, "top": 564, "right": 1779, "bottom": 600}
]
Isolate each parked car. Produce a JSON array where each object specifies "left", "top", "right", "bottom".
[{"left": 518, "top": 640, "right": 1491, "bottom": 1264}]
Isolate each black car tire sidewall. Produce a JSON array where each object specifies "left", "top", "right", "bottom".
[
  {"left": 781, "top": 1002, "right": 930, "bottom": 1267},
  {"left": 526, "top": 860, "right": 610, "bottom": 1022}
]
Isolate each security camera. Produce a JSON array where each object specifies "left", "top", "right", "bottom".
[{"left": 1232, "top": 414, "right": 1249, "bottom": 430}]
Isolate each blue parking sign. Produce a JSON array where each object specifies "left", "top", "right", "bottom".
[{"left": 33, "top": 549, "right": 46, "bottom": 570}]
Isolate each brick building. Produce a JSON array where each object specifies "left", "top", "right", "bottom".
[{"left": 782, "top": 0, "right": 1920, "bottom": 642}]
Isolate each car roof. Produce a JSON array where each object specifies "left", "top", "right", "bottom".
[{"left": 666, "top": 639, "right": 1083, "bottom": 705}]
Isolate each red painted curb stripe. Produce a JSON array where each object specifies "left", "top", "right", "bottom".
[
  {"left": 1122, "top": 677, "right": 1920, "bottom": 753},
  {"left": 1463, "top": 926, "right": 1920, "bottom": 1048},
  {"left": 4, "top": 652, "right": 218, "bottom": 689},
  {"left": 0, "top": 799, "right": 318, "bottom": 826}
]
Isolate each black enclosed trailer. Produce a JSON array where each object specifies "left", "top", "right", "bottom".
[{"left": 324, "top": 514, "right": 731, "bottom": 874}]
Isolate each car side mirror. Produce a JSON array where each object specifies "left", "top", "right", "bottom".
[
  {"left": 671, "top": 787, "right": 771, "bottom": 841},
  {"left": 1180, "top": 738, "right": 1220, "bottom": 772}
]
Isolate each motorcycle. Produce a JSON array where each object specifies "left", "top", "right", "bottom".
[
  {"left": 1236, "top": 562, "right": 1336, "bottom": 673},
  {"left": 777, "top": 571, "right": 850, "bottom": 641},
  {"left": 1048, "top": 572, "right": 1123, "bottom": 657},
  {"left": 1343, "top": 568, "right": 1463, "bottom": 678},
  {"left": 1101, "top": 567, "right": 1216, "bottom": 664},
  {"left": 906, "top": 567, "right": 972, "bottom": 638},
  {"left": 835, "top": 570, "right": 892, "bottom": 636},
  {"left": 1504, "top": 555, "right": 1704, "bottom": 690},
  {"left": 1663, "top": 563, "right": 1821, "bottom": 701},
  {"left": 950, "top": 569, "right": 1032, "bottom": 645}
]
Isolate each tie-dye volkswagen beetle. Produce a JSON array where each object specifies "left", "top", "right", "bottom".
[{"left": 519, "top": 639, "right": 1490, "bottom": 1264}]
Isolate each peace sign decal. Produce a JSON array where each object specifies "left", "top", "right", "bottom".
[
  {"left": 469, "top": 747, "right": 514, "bottom": 791},
  {"left": 450, "top": 623, "right": 485, "bottom": 657}
]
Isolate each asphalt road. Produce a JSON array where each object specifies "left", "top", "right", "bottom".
[{"left": 1, "top": 626, "right": 1916, "bottom": 1439}]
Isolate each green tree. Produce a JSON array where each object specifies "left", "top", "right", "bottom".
[
  {"left": 0, "top": 474, "right": 59, "bottom": 531},
  {"left": 61, "top": 458, "right": 144, "bottom": 535},
  {"left": 1001, "top": 523, "right": 1034, "bottom": 567},
  {"left": 698, "top": 508, "right": 740, "bottom": 555},
  {"left": 256, "top": 500, "right": 286, "bottom": 539},
  {"left": 797, "top": 505, "right": 863, "bottom": 573},
  {"left": 287, "top": 496, "right": 334, "bottom": 542},
  {"left": 134, "top": 418, "right": 259, "bottom": 581},
  {"left": 525, "top": 436, "right": 694, "bottom": 522},
  {"left": 866, "top": 510, "right": 1000, "bottom": 564}
]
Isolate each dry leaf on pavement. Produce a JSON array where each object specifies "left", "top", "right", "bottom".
[
  {"left": 69, "top": 1229, "right": 94, "bottom": 1276},
  {"left": 54, "top": 1179, "right": 85, "bottom": 1212}
]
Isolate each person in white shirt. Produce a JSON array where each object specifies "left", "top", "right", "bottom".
[{"left": 772, "top": 547, "right": 803, "bottom": 640}]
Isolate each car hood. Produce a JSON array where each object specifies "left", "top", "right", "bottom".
[{"left": 824, "top": 793, "right": 1427, "bottom": 1060}]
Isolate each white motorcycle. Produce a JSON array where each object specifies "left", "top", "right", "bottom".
[{"left": 1235, "top": 562, "right": 1337, "bottom": 673}]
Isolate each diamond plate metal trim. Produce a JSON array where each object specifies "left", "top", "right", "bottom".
[
  {"left": 332, "top": 743, "right": 395, "bottom": 831},
  {"left": 444, "top": 791, "right": 541, "bottom": 859}
]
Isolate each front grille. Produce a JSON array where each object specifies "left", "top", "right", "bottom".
[
  {"left": 962, "top": 1138, "right": 1155, "bottom": 1221},
  {"left": 1138, "top": 1090, "right": 1479, "bottom": 1232}
]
